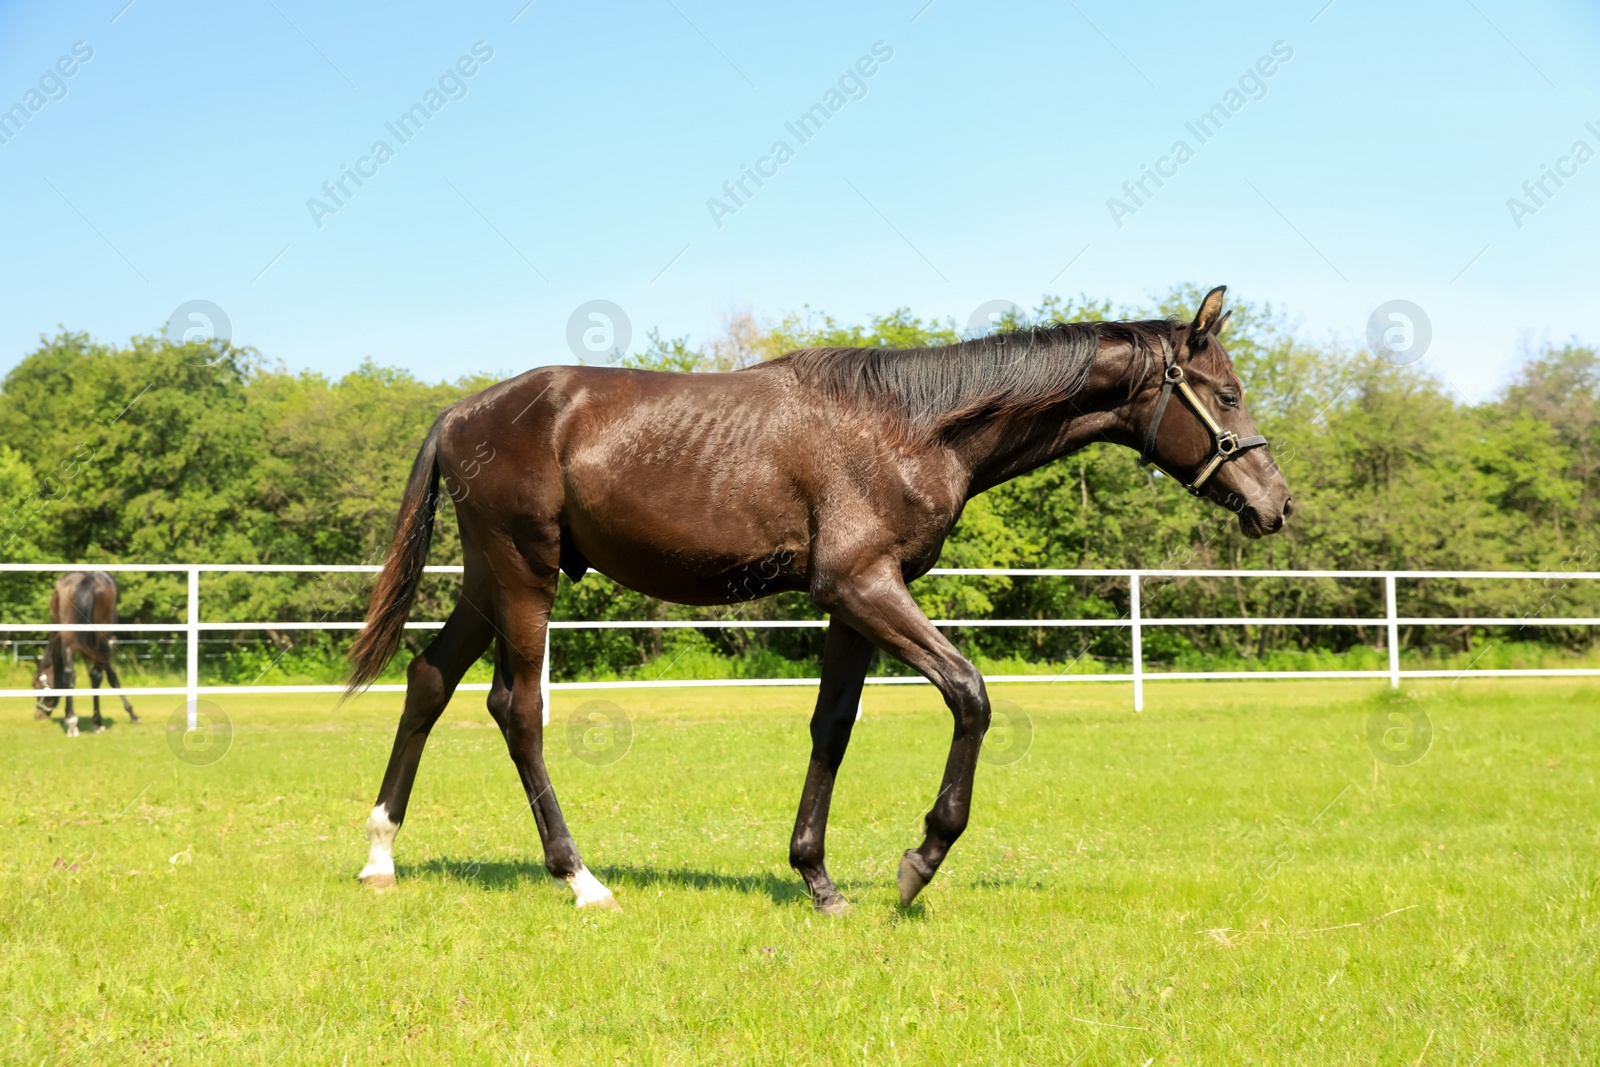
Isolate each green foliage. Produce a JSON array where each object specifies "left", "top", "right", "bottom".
[
  {"left": 2, "top": 298, "right": 1598, "bottom": 683},
  {"left": 765, "top": 305, "right": 961, "bottom": 352},
  {"left": 617, "top": 329, "right": 705, "bottom": 373}
]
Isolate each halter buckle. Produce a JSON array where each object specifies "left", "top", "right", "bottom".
[
  {"left": 1163, "top": 364, "right": 1184, "bottom": 383},
  {"left": 1216, "top": 431, "right": 1239, "bottom": 455}
]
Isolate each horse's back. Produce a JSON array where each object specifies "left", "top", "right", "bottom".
[
  {"left": 49, "top": 570, "right": 117, "bottom": 631},
  {"left": 448, "top": 363, "right": 823, "bottom": 507},
  {"left": 441, "top": 365, "right": 863, "bottom": 601},
  {"left": 439, "top": 363, "right": 961, "bottom": 603}
]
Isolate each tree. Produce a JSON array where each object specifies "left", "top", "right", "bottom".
[{"left": 3, "top": 297, "right": 1598, "bottom": 678}]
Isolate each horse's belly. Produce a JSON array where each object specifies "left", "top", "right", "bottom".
[
  {"left": 572, "top": 533, "right": 808, "bottom": 605},
  {"left": 563, "top": 495, "right": 808, "bottom": 606}
]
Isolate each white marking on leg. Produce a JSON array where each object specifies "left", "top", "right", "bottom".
[
  {"left": 358, "top": 803, "right": 398, "bottom": 881},
  {"left": 65, "top": 713, "right": 79, "bottom": 738},
  {"left": 566, "top": 865, "right": 615, "bottom": 908}
]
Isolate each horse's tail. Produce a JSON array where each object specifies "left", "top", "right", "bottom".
[
  {"left": 346, "top": 413, "right": 448, "bottom": 697},
  {"left": 70, "top": 575, "right": 95, "bottom": 627},
  {"left": 57, "top": 573, "right": 103, "bottom": 658}
]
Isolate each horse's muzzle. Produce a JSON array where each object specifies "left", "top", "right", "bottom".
[{"left": 1238, "top": 496, "right": 1292, "bottom": 539}]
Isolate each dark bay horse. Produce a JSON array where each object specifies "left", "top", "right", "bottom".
[
  {"left": 33, "top": 570, "right": 138, "bottom": 737},
  {"left": 348, "top": 286, "right": 1292, "bottom": 911}
]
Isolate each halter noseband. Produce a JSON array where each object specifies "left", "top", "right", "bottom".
[{"left": 1139, "top": 358, "right": 1268, "bottom": 495}]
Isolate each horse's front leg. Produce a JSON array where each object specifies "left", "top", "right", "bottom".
[
  {"left": 61, "top": 645, "right": 78, "bottom": 738},
  {"left": 818, "top": 559, "right": 991, "bottom": 906},
  {"left": 789, "top": 619, "right": 875, "bottom": 914},
  {"left": 33, "top": 657, "right": 51, "bottom": 720}
]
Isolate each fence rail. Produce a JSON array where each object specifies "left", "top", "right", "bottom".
[{"left": 4, "top": 563, "right": 1597, "bottom": 719}]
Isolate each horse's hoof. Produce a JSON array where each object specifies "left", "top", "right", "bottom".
[
  {"left": 359, "top": 873, "right": 398, "bottom": 892},
  {"left": 815, "top": 896, "right": 852, "bottom": 916},
  {"left": 576, "top": 893, "right": 622, "bottom": 911},
  {"left": 33, "top": 709, "right": 50, "bottom": 721},
  {"left": 94, "top": 726, "right": 106, "bottom": 734},
  {"left": 897, "top": 851, "right": 933, "bottom": 906}
]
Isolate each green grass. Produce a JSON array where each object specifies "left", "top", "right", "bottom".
[{"left": 1, "top": 678, "right": 1595, "bottom": 1064}]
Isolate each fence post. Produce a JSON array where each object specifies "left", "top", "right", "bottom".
[
  {"left": 186, "top": 566, "right": 200, "bottom": 729},
  {"left": 1130, "top": 573, "right": 1144, "bottom": 712},
  {"left": 1385, "top": 574, "right": 1400, "bottom": 689}
]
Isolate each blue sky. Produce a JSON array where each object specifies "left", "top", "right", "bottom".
[{"left": 0, "top": 0, "right": 1596, "bottom": 399}]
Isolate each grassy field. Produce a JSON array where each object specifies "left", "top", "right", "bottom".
[{"left": 1, "top": 677, "right": 1595, "bottom": 1064}]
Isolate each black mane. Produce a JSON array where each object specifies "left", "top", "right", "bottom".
[{"left": 763, "top": 318, "right": 1180, "bottom": 433}]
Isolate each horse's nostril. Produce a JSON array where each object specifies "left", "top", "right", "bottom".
[{"left": 1282, "top": 496, "right": 1295, "bottom": 519}]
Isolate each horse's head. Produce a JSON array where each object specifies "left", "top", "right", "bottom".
[
  {"left": 33, "top": 655, "right": 57, "bottom": 714},
  {"left": 1139, "top": 286, "right": 1293, "bottom": 538}
]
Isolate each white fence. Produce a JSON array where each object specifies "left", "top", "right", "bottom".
[{"left": 4, "top": 563, "right": 1599, "bottom": 718}]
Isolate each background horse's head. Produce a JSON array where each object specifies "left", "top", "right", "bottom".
[
  {"left": 33, "top": 652, "right": 57, "bottom": 714},
  {"left": 1141, "top": 286, "right": 1294, "bottom": 538}
]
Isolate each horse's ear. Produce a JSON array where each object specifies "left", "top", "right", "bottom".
[
  {"left": 1187, "top": 285, "right": 1227, "bottom": 346},
  {"left": 1214, "top": 309, "right": 1233, "bottom": 336}
]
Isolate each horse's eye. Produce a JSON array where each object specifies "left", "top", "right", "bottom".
[{"left": 1219, "top": 392, "right": 1239, "bottom": 408}]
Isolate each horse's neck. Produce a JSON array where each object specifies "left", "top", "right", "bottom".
[{"left": 955, "top": 348, "right": 1145, "bottom": 496}]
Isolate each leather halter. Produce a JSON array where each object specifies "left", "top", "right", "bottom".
[{"left": 1140, "top": 356, "right": 1268, "bottom": 495}]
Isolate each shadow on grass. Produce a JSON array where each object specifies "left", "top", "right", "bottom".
[
  {"left": 889, "top": 900, "right": 929, "bottom": 925},
  {"left": 402, "top": 859, "right": 548, "bottom": 892},
  {"left": 593, "top": 863, "right": 812, "bottom": 907},
  {"left": 402, "top": 857, "right": 812, "bottom": 906},
  {"left": 40, "top": 714, "right": 127, "bottom": 735}
]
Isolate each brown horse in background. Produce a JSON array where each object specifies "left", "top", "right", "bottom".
[
  {"left": 33, "top": 571, "right": 138, "bottom": 737},
  {"left": 347, "top": 286, "right": 1293, "bottom": 912}
]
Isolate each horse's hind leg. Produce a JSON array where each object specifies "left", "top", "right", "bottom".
[
  {"left": 88, "top": 664, "right": 105, "bottom": 733},
  {"left": 489, "top": 561, "right": 616, "bottom": 909},
  {"left": 789, "top": 619, "right": 875, "bottom": 914},
  {"left": 359, "top": 596, "right": 494, "bottom": 890},
  {"left": 104, "top": 661, "right": 138, "bottom": 721},
  {"left": 816, "top": 559, "right": 991, "bottom": 907}
]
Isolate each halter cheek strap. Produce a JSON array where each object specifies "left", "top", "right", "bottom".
[{"left": 1139, "top": 362, "right": 1269, "bottom": 495}]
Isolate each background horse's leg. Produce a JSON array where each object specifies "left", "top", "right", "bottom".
[
  {"left": 821, "top": 561, "right": 991, "bottom": 907},
  {"left": 359, "top": 598, "right": 493, "bottom": 890},
  {"left": 89, "top": 663, "right": 105, "bottom": 733},
  {"left": 104, "top": 660, "right": 138, "bottom": 721},
  {"left": 33, "top": 648, "right": 51, "bottom": 719},
  {"left": 492, "top": 569, "right": 616, "bottom": 910},
  {"left": 789, "top": 620, "right": 875, "bottom": 914},
  {"left": 61, "top": 644, "right": 78, "bottom": 738}
]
